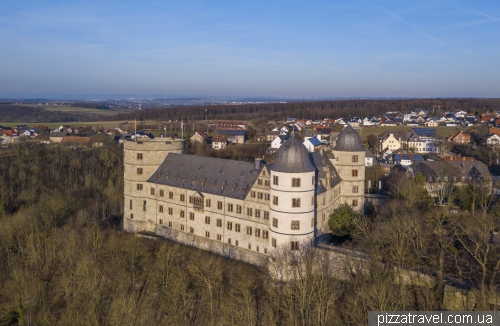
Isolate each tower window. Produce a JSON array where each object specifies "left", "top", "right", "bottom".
[
  {"left": 137, "top": 168, "right": 143, "bottom": 175},
  {"left": 292, "top": 178, "right": 301, "bottom": 187},
  {"left": 137, "top": 153, "right": 143, "bottom": 160},
  {"left": 352, "top": 199, "right": 358, "bottom": 207},
  {"left": 352, "top": 186, "right": 359, "bottom": 193},
  {"left": 137, "top": 184, "right": 143, "bottom": 190},
  {"left": 272, "top": 196, "right": 279, "bottom": 205},
  {"left": 273, "top": 175, "right": 279, "bottom": 185},
  {"left": 352, "top": 170, "right": 358, "bottom": 177},
  {"left": 292, "top": 198, "right": 301, "bottom": 207},
  {"left": 352, "top": 155, "right": 358, "bottom": 162},
  {"left": 291, "top": 220, "right": 300, "bottom": 230},
  {"left": 291, "top": 241, "right": 299, "bottom": 251},
  {"left": 273, "top": 218, "right": 278, "bottom": 227}
]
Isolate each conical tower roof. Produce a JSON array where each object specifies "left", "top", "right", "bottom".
[
  {"left": 271, "top": 135, "right": 315, "bottom": 173},
  {"left": 333, "top": 125, "right": 364, "bottom": 151}
]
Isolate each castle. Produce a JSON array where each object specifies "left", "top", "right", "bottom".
[{"left": 124, "top": 126, "right": 365, "bottom": 265}]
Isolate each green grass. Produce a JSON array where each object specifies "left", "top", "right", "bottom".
[{"left": 359, "top": 125, "right": 465, "bottom": 140}]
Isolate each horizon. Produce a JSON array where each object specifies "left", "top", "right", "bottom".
[{"left": 1, "top": 0, "right": 500, "bottom": 98}]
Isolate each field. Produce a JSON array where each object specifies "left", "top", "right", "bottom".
[
  {"left": 358, "top": 125, "right": 466, "bottom": 140},
  {"left": 11, "top": 104, "right": 133, "bottom": 116}
]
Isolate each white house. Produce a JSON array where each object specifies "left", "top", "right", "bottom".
[{"left": 486, "top": 134, "right": 500, "bottom": 147}]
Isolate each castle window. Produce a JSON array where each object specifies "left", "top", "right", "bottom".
[
  {"left": 272, "top": 196, "right": 279, "bottom": 205},
  {"left": 227, "top": 203, "right": 233, "bottom": 212},
  {"left": 352, "top": 169, "right": 358, "bottom": 177},
  {"left": 206, "top": 199, "right": 211, "bottom": 207},
  {"left": 291, "top": 241, "right": 299, "bottom": 251},
  {"left": 159, "top": 219, "right": 163, "bottom": 225},
  {"left": 205, "top": 216, "right": 210, "bottom": 224},
  {"left": 291, "top": 220, "right": 300, "bottom": 230},
  {"left": 273, "top": 175, "right": 279, "bottom": 185},
  {"left": 352, "top": 200, "right": 358, "bottom": 207},
  {"left": 264, "top": 248, "right": 267, "bottom": 254},
  {"left": 216, "top": 219, "right": 222, "bottom": 227},
  {"left": 352, "top": 186, "right": 359, "bottom": 193},
  {"left": 159, "top": 205, "right": 164, "bottom": 213},
  {"left": 180, "top": 194, "right": 185, "bottom": 202},
  {"left": 292, "top": 198, "right": 301, "bottom": 207},
  {"left": 265, "top": 180, "right": 270, "bottom": 186},
  {"left": 352, "top": 155, "right": 358, "bottom": 162},
  {"left": 273, "top": 218, "right": 278, "bottom": 228},
  {"left": 272, "top": 238, "right": 276, "bottom": 247},
  {"left": 190, "top": 227, "right": 194, "bottom": 233},
  {"left": 263, "top": 230, "right": 269, "bottom": 239},
  {"left": 247, "top": 208, "right": 253, "bottom": 216},
  {"left": 257, "top": 246, "right": 259, "bottom": 252},
  {"left": 130, "top": 214, "right": 134, "bottom": 219},
  {"left": 180, "top": 210, "right": 185, "bottom": 218},
  {"left": 263, "top": 211, "right": 269, "bottom": 220},
  {"left": 236, "top": 205, "right": 242, "bottom": 214},
  {"left": 189, "top": 212, "right": 194, "bottom": 220},
  {"left": 159, "top": 190, "right": 164, "bottom": 197},
  {"left": 205, "top": 231, "right": 210, "bottom": 238},
  {"left": 255, "top": 209, "right": 261, "bottom": 218},
  {"left": 292, "top": 178, "right": 301, "bottom": 187},
  {"left": 312, "top": 176, "right": 315, "bottom": 185},
  {"left": 235, "top": 224, "right": 241, "bottom": 232},
  {"left": 217, "top": 201, "right": 222, "bottom": 210},
  {"left": 169, "top": 191, "right": 173, "bottom": 199},
  {"left": 247, "top": 226, "right": 252, "bottom": 235},
  {"left": 255, "top": 228, "right": 261, "bottom": 237},
  {"left": 151, "top": 188, "right": 155, "bottom": 195},
  {"left": 235, "top": 240, "right": 239, "bottom": 246},
  {"left": 265, "top": 194, "right": 270, "bottom": 200},
  {"left": 137, "top": 153, "right": 143, "bottom": 160},
  {"left": 137, "top": 184, "right": 143, "bottom": 190},
  {"left": 181, "top": 225, "right": 185, "bottom": 231},
  {"left": 143, "top": 201, "right": 147, "bottom": 211},
  {"left": 251, "top": 190, "right": 256, "bottom": 197},
  {"left": 228, "top": 238, "right": 232, "bottom": 244},
  {"left": 248, "top": 243, "right": 251, "bottom": 250},
  {"left": 129, "top": 199, "right": 132, "bottom": 209},
  {"left": 168, "top": 207, "right": 173, "bottom": 215},
  {"left": 137, "top": 168, "right": 143, "bottom": 175},
  {"left": 217, "top": 234, "right": 222, "bottom": 241},
  {"left": 258, "top": 179, "right": 263, "bottom": 185},
  {"left": 168, "top": 221, "right": 172, "bottom": 227},
  {"left": 227, "top": 222, "right": 233, "bottom": 230},
  {"left": 258, "top": 192, "right": 263, "bottom": 199}
]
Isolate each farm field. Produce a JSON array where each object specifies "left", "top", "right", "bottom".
[{"left": 11, "top": 104, "right": 133, "bottom": 116}]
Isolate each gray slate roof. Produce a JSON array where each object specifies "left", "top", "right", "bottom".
[
  {"left": 270, "top": 135, "right": 315, "bottom": 173},
  {"left": 409, "top": 160, "right": 491, "bottom": 181},
  {"left": 148, "top": 153, "right": 262, "bottom": 200},
  {"left": 333, "top": 125, "right": 364, "bottom": 151}
]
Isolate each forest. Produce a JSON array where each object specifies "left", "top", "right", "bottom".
[
  {"left": 0, "top": 142, "right": 499, "bottom": 325},
  {"left": 3, "top": 98, "right": 500, "bottom": 124}
]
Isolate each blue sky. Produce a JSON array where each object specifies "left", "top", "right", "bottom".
[{"left": 1, "top": 0, "right": 499, "bottom": 98}]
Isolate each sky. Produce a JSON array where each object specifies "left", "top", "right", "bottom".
[{"left": 1, "top": 0, "right": 500, "bottom": 99}]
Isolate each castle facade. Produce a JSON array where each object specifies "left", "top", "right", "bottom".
[{"left": 124, "top": 126, "right": 365, "bottom": 264}]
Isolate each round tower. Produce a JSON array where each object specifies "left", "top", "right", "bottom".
[
  {"left": 123, "top": 139, "right": 184, "bottom": 232},
  {"left": 269, "top": 136, "right": 316, "bottom": 250},
  {"left": 331, "top": 126, "right": 365, "bottom": 211}
]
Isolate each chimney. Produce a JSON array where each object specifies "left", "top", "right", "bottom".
[{"left": 254, "top": 158, "right": 261, "bottom": 170}]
